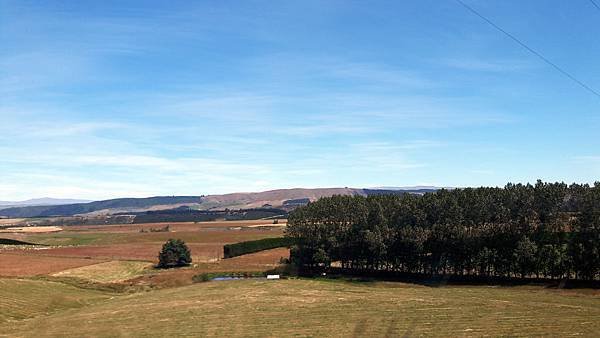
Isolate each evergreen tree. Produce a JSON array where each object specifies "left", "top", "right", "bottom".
[
  {"left": 158, "top": 239, "right": 192, "bottom": 268},
  {"left": 286, "top": 181, "right": 600, "bottom": 281}
]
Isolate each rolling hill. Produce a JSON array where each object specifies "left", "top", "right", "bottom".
[
  {"left": 0, "top": 196, "right": 202, "bottom": 218},
  {"left": 0, "top": 187, "right": 439, "bottom": 218}
]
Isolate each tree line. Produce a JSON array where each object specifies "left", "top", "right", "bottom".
[{"left": 286, "top": 181, "right": 600, "bottom": 281}]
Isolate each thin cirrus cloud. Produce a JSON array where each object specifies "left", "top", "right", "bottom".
[
  {"left": 134, "top": 87, "right": 515, "bottom": 134},
  {"left": 245, "top": 54, "right": 436, "bottom": 90},
  {"left": 441, "top": 58, "right": 535, "bottom": 72},
  {"left": 72, "top": 155, "right": 272, "bottom": 176}
]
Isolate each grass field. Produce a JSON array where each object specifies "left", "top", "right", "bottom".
[
  {"left": 1, "top": 278, "right": 599, "bottom": 337},
  {"left": 0, "top": 278, "right": 112, "bottom": 323},
  {"left": 2, "top": 220, "right": 599, "bottom": 337}
]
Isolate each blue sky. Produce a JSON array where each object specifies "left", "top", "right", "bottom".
[{"left": 1, "top": 0, "right": 599, "bottom": 200}]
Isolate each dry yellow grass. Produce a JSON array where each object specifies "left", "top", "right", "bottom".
[
  {"left": 1, "top": 278, "right": 599, "bottom": 337},
  {"left": 0, "top": 278, "right": 112, "bottom": 324}
]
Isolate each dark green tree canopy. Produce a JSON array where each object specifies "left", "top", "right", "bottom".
[
  {"left": 158, "top": 239, "right": 192, "bottom": 268},
  {"left": 286, "top": 181, "right": 600, "bottom": 281}
]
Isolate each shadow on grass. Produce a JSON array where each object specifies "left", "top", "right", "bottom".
[
  {"left": 297, "top": 267, "right": 600, "bottom": 289},
  {"left": 0, "top": 238, "right": 46, "bottom": 246}
]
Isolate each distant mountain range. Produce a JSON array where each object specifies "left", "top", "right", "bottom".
[
  {"left": 0, "top": 187, "right": 441, "bottom": 218},
  {"left": 0, "top": 198, "right": 92, "bottom": 208}
]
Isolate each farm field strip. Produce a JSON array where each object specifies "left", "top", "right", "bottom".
[
  {"left": 4, "top": 227, "right": 284, "bottom": 247},
  {"left": 65, "top": 220, "right": 287, "bottom": 232},
  {"left": 0, "top": 226, "right": 62, "bottom": 233}
]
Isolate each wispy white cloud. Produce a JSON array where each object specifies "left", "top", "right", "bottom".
[
  {"left": 441, "top": 58, "right": 535, "bottom": 72},
  {"left": 351, "top": 140, "right": 444, "bottom": 152},
  {"left": 244, "top": 54, "right": 436, "bottom": 91},
  {"left": 134, "top": 88, "right": 515, "bottom": 138},
  {"left": 0, "top": 121, "right": 127, "bottom": 138},
  {"left": 327, "top": 61, "right": 434, "bottom": 88},
  {"left": 72, "top": 155, "right": 272, "bottom": 175},
  {"left": 144, "top": 93, "right": 277, "bottom": 122}
]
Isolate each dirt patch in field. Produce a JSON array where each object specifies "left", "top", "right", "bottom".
[
  {"left": 0, "top": 252, "right": 104, "bottom": 276},
  {"left": 0, "top": 226, "right": 62, "bottom": 233}
]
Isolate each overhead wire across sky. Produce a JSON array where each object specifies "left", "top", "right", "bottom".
[
  {"left": 454, "top": 0, "right": 600, "bottom": 99},
  {"left": 589, "top": 0, "right": 600, "bottom": 12}
]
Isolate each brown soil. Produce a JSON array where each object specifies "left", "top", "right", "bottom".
[{"left": 0, "top": 252, "right": 105, "bottom": 276}]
